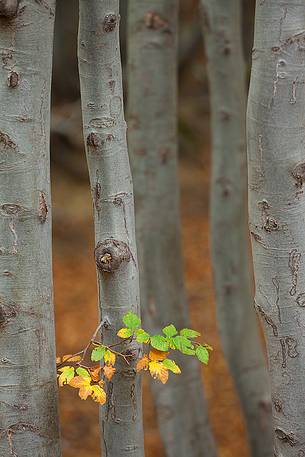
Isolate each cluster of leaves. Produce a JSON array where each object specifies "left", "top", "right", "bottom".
[
  {"left": 57, "top": 311, "right": 212, "bottom": 403},
  {"left": 118, "top": 312, "right": 212, "bottom": 384}
]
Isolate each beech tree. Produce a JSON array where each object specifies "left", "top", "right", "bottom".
[
  {"left": 78, "top": 1, "right": 144, "bottom": 456},
  {"left": 247, "top": 2, "right": 305, "bottom": 456},
  {"left": 200, "top": 1, "right": 272, "bottom": 456},
  {"left": 127, "top": 2, "right": 217, "bottom": 457},
  {"left": 0, "top": 1, "right": 61, "bottom": 456}
]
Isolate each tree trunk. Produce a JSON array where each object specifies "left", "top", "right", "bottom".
[
  {"left": 0, "top": 1, "right": 61, "bottom": 456},
  {"left": 78, "top": 2, "right": 144, "bottom": 457},
  {"left": 247, "top": 2, "right": 305, "bottom": 456},
  {"left": 127, "top": 2, "right": 217, "bottom": 457},
  {"left": 200, "top": 1, "right": 272, "bottom": 457}
]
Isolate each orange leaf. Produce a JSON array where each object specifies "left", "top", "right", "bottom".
[
  {"left": 136, "top": 355, "right": 149, "bottom": 372},
  {"left": 90, "top": 366, "right": 102, "bottom": 382},
  {"left": 103, "top": 365, "right": 116, "bottom": 381},
  {"left": 63, "top": 354, "right": 82, "bottom": 363},
  {"left": 78, "top": 385, "right": 92, "bottom": 400},
  {"left": 69, "top": 376, "right": 93, "bottom": 400},
  {"left": 69, "top": 376, "right": 92, "bottom": 389},
  {"left": 149, "top": 361, "right": 169, "bottom": 384},
  {"left": 149, "top": 349, "right": 169, "bottom": 361}
]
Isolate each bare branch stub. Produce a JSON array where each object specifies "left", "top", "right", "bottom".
[
  {"left": 95, "top": 239, "right": 131, "bottom": 273},
  {"left": 0, "top": 0, "right": 19, "bottom": 17}
]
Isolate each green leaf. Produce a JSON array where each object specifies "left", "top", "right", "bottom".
[
  {"left": 172, "top": 335, "right": 194, "bottom": 353},
  {"left": 150, "top": 335, "right": 170, "bottom": 352},
  {"left": 136, "top": 329, "right": 150, "bottom": 343},
  {"left": 162, "top": 324, "right": 177, "bottom": 338},
  {"left": 180, "top": 347, "right": 196, "bottom": 355},
  {"left": 122, "top": 311, "right": 141, "bottom": 330},
  {"left": 58, "top": 366, "right": 75, "bottom": 386},
  {"left": 180, "top": 328, "right": 201, "bottom": 338},
  {"left": 163, "top": 359, "right": 181, "bottom": 374},
  {"left": 76, "top": 367, "right": 90, "bottom": 378},
  {"left": 91, "top": 345, "right": 106, "bottom": 362},
  {"left": 117, "top": 328, "right": 133, "bottom": 338},
  {"left": 196, "top": 345, "right": 210, "bottom": 364}
]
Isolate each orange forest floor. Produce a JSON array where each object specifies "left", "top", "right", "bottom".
[{"left": 53, "top": 155, "right": 249, "bottom": 457}]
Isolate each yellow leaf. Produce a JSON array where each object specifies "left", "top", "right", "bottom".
[
  {"left": 149, "top": 361, "right": 169, "bottom": 384},
  {"left": 90, "top": 366, "right": 102, "bottom": 382},
  {"left": 56, "top": 357, "right": 61, "bottom": 364},
  {"left": 91, "top": 385, "right": 107, "bottom": 405},
  {"left": 117, "top": 328, "right": 132, "bottom": 338},
  {"left": 136, "top": 355, "right": 149, "bottom": 372},
  {"left": 103, "top": 365, "right": 116, "bottom": 381},
  {"left": 149, "top": 349, "right": 169, "bottom": 361},
  {"left": 104, "top": 349, "right": 116, "bottom": 366}
]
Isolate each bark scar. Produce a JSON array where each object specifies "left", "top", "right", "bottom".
[{"left": 288, "top": 249, "right": 301, "bottom": 296}]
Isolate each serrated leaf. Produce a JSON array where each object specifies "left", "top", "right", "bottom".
[
  {"left": 180, "top": 347, "right": 196, "bottom": 355},
  {"left": 162, "top": 324, "right": 177, "bottom": 338},
  {"left": 104, "top": 349, "right": 116, "bottom": 366},
  {"left": 91, "top": 345, "right": 106, "bottom": 362},
  {"left": 76, "top": 367, "right": 90, "bottom": 378},
  {"left": 136, "top": 355, "right": 150, "bottom": 372},
  {"left": 150, "top": 335, "right": 170, "bottom": 352},
  {"left": 122, "top": 311, "right": 141, "bottom": 330},
  {"left": 149, "top": 361, "right": 169, "bottom": 384},
  {"left": 103, "top": 365, "right": 116, "bottom": 380},
  {"left": 196, "top": 345, "right": 210, "bottom": 364},
  {"left": 180, "top": 328, "right": 201, "bottom": 338},
  {"left": 69, "top": 376, "right": 92, "bottom": 400},
  {"left": 162, "top": 359, "right": 181, "bottom": 374},
  {"left": 172, "top": 335, "right": 194, "bottom": 352},
  {"left": 117, "top": 328, "right": 133, "bottom": 338},
  {"left": 149, "top": 349, "right": 169, "bottom": 361},
  {"left": 136, "top": 329, "right": 150, "bottom": 343},
  {"left": 62, "top": 354, "right": 82, "bottom": 363},
  {"left": 90, "top": 366, "right": 102, "bottom": 382},
  {"left": 91, "top": 385, "right": 106, "bottom": 405},
  {"left": 58, "top": 366, "right": 75, "bottom": 386}
]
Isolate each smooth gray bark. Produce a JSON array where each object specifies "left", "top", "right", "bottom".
[
  {"left": 128, "top": 2, "right": 217, "bottom": 457},
  {"left": 78, "top": 2, "right": 144, "bottom": 457},
  {"left": 0, "top": 1, "right": 61, "bottom": 456},
  {"left": 247, "top": 2, "right": 305, "bottom": 457},
  {"left": 200, "top": 2, "right": 272, "bottom": 457}
]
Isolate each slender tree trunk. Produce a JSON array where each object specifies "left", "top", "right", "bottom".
[
  {"left": 200, "top": 2, "right": 272, "bottom": 457},
  {"left": 78, "top": 2, "right": 144, "bottom": 457},
  {"left": 127, "top": 3, "right": 217, "bottom": 457},
  {"left": 247, "top": 2, "right": 305, "bottom": 457},
  {"left": 0, "top": 1, "right": 61, "bottom": 456}
]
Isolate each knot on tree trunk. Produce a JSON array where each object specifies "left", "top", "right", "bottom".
[
  {"left": 0, "top": 0, "right": 19, "bottom": 17},
  {"left": 103, "top": 13, "right": 118, "bottom": 32},
  {"left": 95, "top": 239, "right": 131, "bottom": 273}
]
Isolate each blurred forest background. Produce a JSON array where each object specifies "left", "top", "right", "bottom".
[{"left": 51, "top": 1, "right": 256, "bottom": 456}]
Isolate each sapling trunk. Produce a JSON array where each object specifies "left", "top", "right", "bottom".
[
  {"left": 78, "top": 1, "right": 144, "bottom": 457},
  {"left": 200, "top": 1, "right": 273, "bottom": 456},
  {"left": 247, "top": 2, "right": 305, "bottom": 456},
  {"left": 128, "top": 2, "right": 217, "bottom": 457},
  {"left": 0, "top": 1, "right": 61, "bottom": 456}
]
